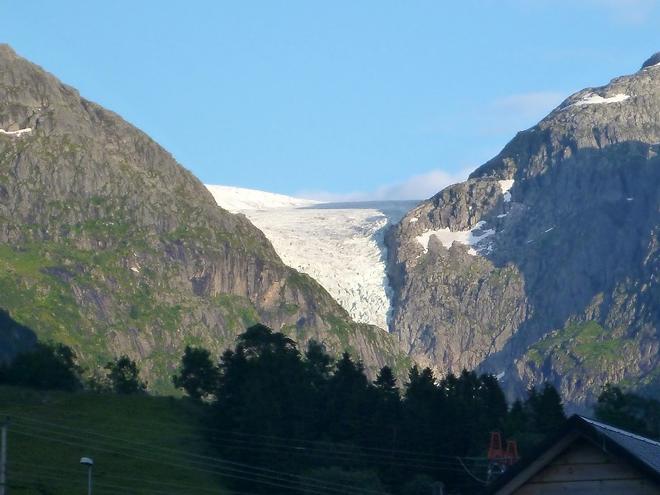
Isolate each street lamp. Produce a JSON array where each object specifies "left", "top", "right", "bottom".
[{"left": 80, "top": 457, "right": 94, "bottom": 495}]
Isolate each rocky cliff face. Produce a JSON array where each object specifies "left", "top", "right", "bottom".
[
  {"left": 0, "top": 45, "right": 407, "bottom": 390},
  {"left": 388, "top": 54, "right": 660, "bottom": 408}
]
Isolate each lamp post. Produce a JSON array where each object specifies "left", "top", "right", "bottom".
[{"left": 80, "top": 457, "right": 94, "bottom": 495}]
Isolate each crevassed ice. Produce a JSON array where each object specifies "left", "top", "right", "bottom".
[
  {"left": 241, "top": 208, "right": 394, "bottom": 331},
  {"left": 574, "top": 93, "right": 630, "bottom": 106},
  {"left": 0, "top": 127, "right": 32, "bottom": 137},
  {"left": 206, "top": 185, "right": 409, "bottom": 331},
  {"left": 416, "top": 221, "right": 495, "bottom": 255}
]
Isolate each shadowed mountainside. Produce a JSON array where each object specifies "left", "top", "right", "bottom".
[{"left": 388, "top": 55, "right": 660, "bottom": 408}]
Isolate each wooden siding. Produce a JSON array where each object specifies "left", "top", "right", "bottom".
[{"left": 511, "top": 439, "right": 659, "bottom": 495}]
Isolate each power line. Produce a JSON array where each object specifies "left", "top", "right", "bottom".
[
  {"left": 9, "top": 469, "right": 194, "bottom": 495},
  {"left": 10, "top": 426, "right": 476, "bottom": 495},
  {"left": 11, "top": 418, "right": 487, "bottom": 492},
  {"left": 456, "top": 456, "right": 488, "bottom": 485},
  {"left": 8, "top": 413, "right": 487, "bottom": 471},
  {"left": 5, "top": 410, "right": 492, "bottom": 494},
  {"left": 2, "top": 409, "right": 489, "bottom": 462},
  {"left": 9, "top": 461, "right": 268, "bottom": 495},
  {"left": 10, "top": 426, "right": 388, "bottom": 495}
]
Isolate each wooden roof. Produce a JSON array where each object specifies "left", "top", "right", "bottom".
[{"left": 484, "top": 414, "right": 660, "bottom": 494}]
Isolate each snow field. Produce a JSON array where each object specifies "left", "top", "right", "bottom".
[{"left": 206, "top": 184, "right": 319, "bottom": 212}]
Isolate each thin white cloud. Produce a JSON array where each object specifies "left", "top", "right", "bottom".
[
  {"left": 478, "top": 90, "right": 566, "bottom": 136},
  {"left": 300, "top": 91, "right": 566, "bottom": 203},
  {"left": 297, "top": 168, "right": 471, "bottom": 202},
  {"left": 492, "top": 91, "right": 566, "bottom": 118}
]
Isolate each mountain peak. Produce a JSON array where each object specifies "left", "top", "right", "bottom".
[
  {"left": 641, "top": 52, "right": 660, "bottom": 70},
  {"left": 388, "top": 53, "right": 660, "bottom": 408},
  {"left": 0, "top": 43, "right": 16, "bottom": 58}
]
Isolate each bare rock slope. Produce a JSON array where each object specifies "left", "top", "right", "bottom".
[{"left": 0, "top": 45, "right": 407, "bottom": 389}]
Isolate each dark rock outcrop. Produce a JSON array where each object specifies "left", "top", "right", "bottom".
[{"left": 642, "top": 52, "right": 660, "bottom": 70}]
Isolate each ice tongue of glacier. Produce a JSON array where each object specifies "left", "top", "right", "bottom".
[{"left": 206, "top": 185, "right": 417, "bottom": 331}]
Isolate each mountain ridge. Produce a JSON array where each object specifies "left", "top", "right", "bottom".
[
  {"left": 387, "top": 55, "right": 660, "bottom": 408},
  {"left": 0, "top": 44, "right": 409, "bottom": 389}
]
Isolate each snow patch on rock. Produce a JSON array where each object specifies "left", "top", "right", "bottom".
[
  {"left": 0, "top": 127, "right": 32, "bottom": 137},
  {"left": 498, "top": 179, "right": 514, "bottom": 202},
  {"left": 574, "top": 93, "right": 630, "bottom": 106},
  {"left": 416, "top": 221, "right": 495, "bottom": 256}
]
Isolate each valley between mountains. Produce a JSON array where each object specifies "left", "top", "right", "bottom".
[{"left": 1, "top": 44, "right": 659, "bottom": 409}]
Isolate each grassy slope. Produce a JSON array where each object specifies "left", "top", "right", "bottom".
[
  {"left": 0, "top": 241, "right": 262, "bottom": 392},
  {"left": 0, "top": 386, "right": 224, "bottom": 495},
  {"left": 525, "top": 321, "right": 628, "bottom": 369}
]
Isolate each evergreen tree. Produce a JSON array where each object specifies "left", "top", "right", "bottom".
[
  {"left": 204, "top": 324, "right": 557, "bottom": 495},
  {"left": 474, "top": 374, "right": 509, "bottom": 454},
  {"left": 173, "top": 346, "right": 219, "bottom": 401},
  {"left": 0, "top": 342, "right": 82, "bottom": 391},
  {"left": 371, "top": 366, "right": 401, "bottom": 449},
  {"left": 595, "top": 385, "right": 660, "bottom": 439},
  {"left": 105, "top": 355, "right": 146, "bottom": 394},
  {"left": 237, "top": 323, "right": 297, "bottom": 358},
  {"left": 304, "top": 340, "right": 333, "bottom": 388},
  {"left": 527, "top": 383, "right": 566, "bottom": 436},
  {"left": 324, "top": 352, "right": 371, "bottom": 444},
  {"left": 441, "top": 370, "right": 480, "bottom": 455},
  {"left": 211, "top": 324, "right": 317, "bottom": 481},
  {"left": 502, "top": 399, "right": 529, "bottom": 438},
  {"left": 402, "top": 367, "right": 440, "bottom": 458},
  {"left": 374, "top": 366, "right": 398, "bottom": 398}
]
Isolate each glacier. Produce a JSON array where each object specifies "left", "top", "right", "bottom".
[{"left": 206, "top": 185, "right": 417, "bottom": 330}]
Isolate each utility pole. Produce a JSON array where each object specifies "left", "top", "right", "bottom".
[{"left": 0, "top": 417, "right": 9, "bottom": 495}]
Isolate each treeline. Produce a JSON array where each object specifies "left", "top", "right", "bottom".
[
  {"left": 3, "top": 320, "right": 660, "bottom": 493},
  {"left": 0, "top": 341, "right": 146, "bottom": 394},
  {"left": 595, "top": 384, "right": 660, "bottom": 440},
  {"left": 172, "top": 324, "right": 567, "bottom": 494}
]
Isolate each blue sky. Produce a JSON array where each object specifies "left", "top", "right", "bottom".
[{"left": 1, "top": 1, "right": 659, "bottom": 199}]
